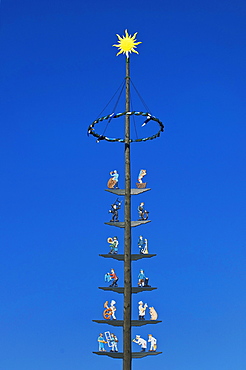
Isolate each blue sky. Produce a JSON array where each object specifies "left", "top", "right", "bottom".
[{"left": 0, "top": 0, "right": 246, "bottom": 369}]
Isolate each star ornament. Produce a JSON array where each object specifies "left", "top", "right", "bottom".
[{"left": 113, "top": 30, "right": 142, "bottom": 58}]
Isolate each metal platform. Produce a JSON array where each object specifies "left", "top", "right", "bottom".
[
  {"left": 92, "top": 319, "right": 162, "bottom": 326},
  {"left": 105, "top": 220, "right": 151, "bottom": 228},
  {"left": 99, "top": 254, "right": 156, "bottom": 261},
  {"left": 105, "top": 188, "right": 151, "bottom": 196},
  {"left": 98, "top": 287, "right": 157, "bottom": 294},
  {"left": 93, "top": 351, "right": 162, "bottom": 359}
]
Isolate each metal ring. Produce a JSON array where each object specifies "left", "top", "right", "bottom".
[{"left": 87, "top": 111, "right": 164, "bottom": 143}]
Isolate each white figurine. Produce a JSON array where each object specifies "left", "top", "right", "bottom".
[
  {"left": 149, "top": 306, "right": 158, "bottom": 320},
  {"left": 132, "top": 335, "right": 147, "bottom": 352},
  {"left": 137, "top": 169, "right": 147, "bottom": 183},
  {"left": 110, "top": 300, "right": 117, "bottom": 320},
  {"left": 148, "top": 334, "right": 157, "bottom": 351},
  {"left": 103, "top": 300, "right": 117, "bottom": 320},
  {"left": 104, "top": 331, "right": 118, "bottom": 352},
  {"left": 138, "top": 301, "right": 148, "bottom": 320},
  {"left": 110, "top": 333, "right": 118, "bottom": 352}
]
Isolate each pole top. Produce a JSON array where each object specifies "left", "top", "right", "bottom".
[{"left": 113, "top": 29, "right": 142, "bottom": 58}]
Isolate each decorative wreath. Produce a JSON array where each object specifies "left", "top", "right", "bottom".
[{"left": 87, "top": 111, "right": 164, "bottom": 143}]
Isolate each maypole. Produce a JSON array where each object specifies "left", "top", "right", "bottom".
[
  {"left": 90, "top": 30, "right": 164, "bottom": 369},
  {"left": 124, "top": 47, "right": 132, "bottom": 370}
]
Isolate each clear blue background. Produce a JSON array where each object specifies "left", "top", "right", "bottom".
[{"left": 0, "top": 0, "right": 246, "bottom": 369}]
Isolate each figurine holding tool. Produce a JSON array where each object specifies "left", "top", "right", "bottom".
[
  {"left": 138, "top": 301, "right": 148, "bottom": 320},
  {"left": 148, "top": 334, "right": 157, "bottom": 351},
  {"left": 109, "top": 198, "right": 121, "bottom": 222},
  {"left": 132, "top": 335, "right": 147, "bottom": 352},
  {"left": 104, "top": 331, "right": 118, "bottom": 352},
  {"left": 138, "top": 235, "right": 148, "bottom": 254},
  {"left": 97, "top": 333, "right": 107, "bottom": 352},
  {"left": 138, "top": 202, "right": 149, "bottom": 221},
  {"left": 138, "top": 269, "right": 150, "bottom": 287},
  {"left": 105, "top": 268, "right": 119, "bottom": 287},
  {"left": 107, "top": 170, "right": 119, "bottom": 189},
  {"left": 107, "top": 236, "right": 119, "bottom": 254},
  {"left": 103, "top": 300, "right": 117, "bottom": 320}
]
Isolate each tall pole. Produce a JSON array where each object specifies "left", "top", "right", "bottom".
[{"left": 123, "top": 56, "right": 131, "bottom": 370}]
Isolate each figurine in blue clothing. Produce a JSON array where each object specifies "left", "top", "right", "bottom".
[
  {"left": 138, "top": 269, "right": 150, "bottom": 287},
  {"left": 138, "top": 235, "right": 148, "bottom": 254},
  {"left": 107, "top": 170, "right": 119, "bottom": 189},
  {"left": 97, "top": 333, "right": 107, "bottom": 351},
  {"left": 107, "top": 236, "right": 119, "bottom": 254}
]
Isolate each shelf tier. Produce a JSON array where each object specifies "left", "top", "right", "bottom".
[
  {"left": 98, "top": 287, "right": 157, "bottom": 294},
  {"left": 105, "top": 188, "right": 151, "bottom": 196},
  {"left": 105, "top": 220, "right": 151, "bottom": 228},
  {"left": 99, "top": 254, "right": 156, "bottom": 261},
  {"left": 92, "top": 319, "right": 162, "bottom": 327},
  {"left": 93, "top": 351, "right": 162, "bottom": 359}
]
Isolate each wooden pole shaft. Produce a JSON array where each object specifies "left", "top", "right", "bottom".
[{"left": 123, "top": 56, "right": 132, "bottom": 370}]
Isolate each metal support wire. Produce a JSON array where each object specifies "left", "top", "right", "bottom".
[
  {"left": 96, "top": 79, "right": 126, "bottom": 119},
  {"left": 100, "top": 80, "right": 126, "bottom": 138},
  {"left": 130, "top": 95, "right": 139, "bottom": 140},
  {"left": 130, "top": 79, "right": 152, "bottom": 114}
]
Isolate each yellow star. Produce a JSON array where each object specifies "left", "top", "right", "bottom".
[{"left": 113, "top": 29, "right": 142, "bottom": 58}]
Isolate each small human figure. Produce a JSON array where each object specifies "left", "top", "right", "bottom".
[
  {"left": 109, "top": 269, "right": 118, "bottom": 287},
  {"left": 132, "top": 335, "right": 147, "bottom": 352},
  {"left": 104, "top": 331, "right": 118, "bottom": 352},
  {"left": 103, "top": 300, "right": 117, "bottom": 320},
  {"left": 105, "top": 268, "right": 119, "bottom": 287},
  {"left": 138, "top": 301, "right": 148, "bottom": 320},
  {"left": 107, "top": 170, "right": 119, "bottom": 189},
  {"left": 138, "top": 202, "right": 149, "bottom": 221},
  {"left": 109, "top": 198, "right": 121, "bottom": 222},
  {"left": 107, "top": 236, "right": 119, "bottom": 254},
  {"left": 149, "top": 306, "right": 158, "bottom": 320},
  {"left": 97, "top": 333, "right": 107, "bottom": 351},
  {"left": 137, "top": 169, "right": 147, "bottom": 183},
  {"left": 109, "top": 300, "right": 117, "bottom": 319},
  {"left": 138, "top": 235, "right": 148, "bottom": 254},
  {"left": 138, "top": 269, "right": 150, "bottom": 287},
  {"left": 148, "top": 334, "right": 157, "bottom": 351},
  {"left": 109, "top": 333, "right": 118, "bottom": 352}
]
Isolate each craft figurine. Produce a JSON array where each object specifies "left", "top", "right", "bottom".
[
  {"left": 149, "top": 306, "right": 158, "bottom": 320},
  {"left": 148, "top": 334, "right": 157, "bottom": 351},
  {"left": 107, "top": 170, "right": 119, "bottom": 189},
  {"left": 107, "top": 236, "right": 119, "bottom": 254},
  {"left": 132, "top": 335, "right": 147, "bottom": 352},
  {"left": 138, "top": 202, "right": 149, "bottom": 221},
  {"left": 109, "top": 198, "right": 121, "bottom": 222},
  {"left": 136, "top": 169, "right": 147, "bottom": 188},
  {"left": 105, "top": 268, "right": 119, "bottom": 287},
  {"left": 105, "top": 331, "right": 118, "bottom": 352},
  {"left": 103, "top": 300, "right": 117, "bottom": 320},
  {"left": 138, "top": 235, "right": 148, "bottom": 254},
  {"left": 97, "top": 333, "right": 107, "bottom": 352},
  {"left": 138, "top": 301, "right": 148, "bottom": 320},
  {"left": 138, "top": 269, "right": 150, "bottom": 287}
]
